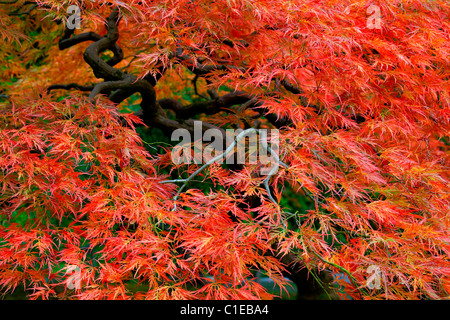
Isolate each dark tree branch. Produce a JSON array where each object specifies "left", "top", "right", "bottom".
[
  {"left": 59, "top": 32, "right": 102, "bottom": 50},
  {"left": 8, "top": 2, "right": 38, "bottom": 16},
  {"left": 191, "top": 74, "right": 207, "bottom": 98},
  {"left": 82, "top": 9, "right": 124, "bottom": 81},
  {"left": 174, "top": 92, "right": 254, "bottom": 119},
  {"left": 47, "top": 83, "right": 95, "bottom": 93}
]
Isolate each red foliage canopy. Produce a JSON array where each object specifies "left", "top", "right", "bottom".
[{"left": 0, "top": 0, "right": 449, "bottom": 300}]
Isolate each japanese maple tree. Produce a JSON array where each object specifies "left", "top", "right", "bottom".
[{"left": 0, "top": 0, "right": 449, "bottom": 300}]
